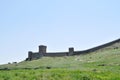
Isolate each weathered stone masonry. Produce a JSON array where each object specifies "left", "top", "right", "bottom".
[
  {"left": 26, "top": 38, "right": 120, "bottom": 61},
  {"left": 26, "top": 45, "right": 74, "bottom": 61}
]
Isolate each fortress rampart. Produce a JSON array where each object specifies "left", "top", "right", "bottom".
[{"left": 26, "top": 38, "right": 120, "bottom": 61}]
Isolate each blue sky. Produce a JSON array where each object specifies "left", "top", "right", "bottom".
[{"left": 0, "top": 0, "right": 120, "bottom": 64}]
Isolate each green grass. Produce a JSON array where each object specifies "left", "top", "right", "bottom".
[
  {"left": 0, "top": 45, "right": 120, "bottom": 79},
  {"left": 0, "top": 69, "right": 120, "bottom": 80},
  {"left": 1, "top": 49, "right": 120, "bottom": 70}
]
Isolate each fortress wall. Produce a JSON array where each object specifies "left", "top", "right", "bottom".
[
  {"left": 27, "top": 39, "right": 120, "bottom": 60},
  {"left": 85, "top": 39, "right": 120, "bottom": 52},
  {"left": 44, "top": 52, "right": 68, "bottom": 57},
  {"left": 32, "top": 52, "right": 42, "bottom": 59},
  {"left": 73, "top": 51, "right": 86, "bottom": 55},
  {"left": 29, "top": 52, "right": 42, "bottom": 60},
  {"left": 73, "top": 39, "right": 120, "bottom": 55}
]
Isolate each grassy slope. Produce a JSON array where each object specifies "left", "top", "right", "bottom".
[
  {"left": 0, "top": 47, "right": 120, "bottom": 71},
  {"left": 0, "top": 42, "right": 120, "bottom": 80}
]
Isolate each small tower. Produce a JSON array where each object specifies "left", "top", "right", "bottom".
[
  {"left": 68, "top": 47, "right": 74, "bottom": 56},
  {"left": 28, "top": 51, "right": 33, "bottom": 60},
  {"left": 39, "top": 45, "right": 47, "bottom": 53}
]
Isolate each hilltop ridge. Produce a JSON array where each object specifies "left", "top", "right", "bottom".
[
  {"left": 0, "top": 38, "right": 120, "bottom": 70},
  {"left": 26, "top": 38, "right": 120, "bottom": 60}
]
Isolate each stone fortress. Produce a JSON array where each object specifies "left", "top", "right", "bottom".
[{"left": 26, "top": 38, "right": 120, "bottom": 61}]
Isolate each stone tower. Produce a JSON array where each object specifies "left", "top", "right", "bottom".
[
  {"left": 28, "top": 51, "right": 33, "bottom": 60},
  {"left": 69, "top": 47, "right": 74, "bottom": 56},
  {"left": 39, "top": 45, "right": 47, "bottom": 53}
]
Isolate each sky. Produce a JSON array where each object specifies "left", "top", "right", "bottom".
[{"left": 0, "top": 0, "right": 120, "bottom": 64}]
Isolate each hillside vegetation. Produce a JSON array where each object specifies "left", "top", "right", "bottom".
[{"left": 0, "top": 41, "right": 120, "bottom": 80}]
